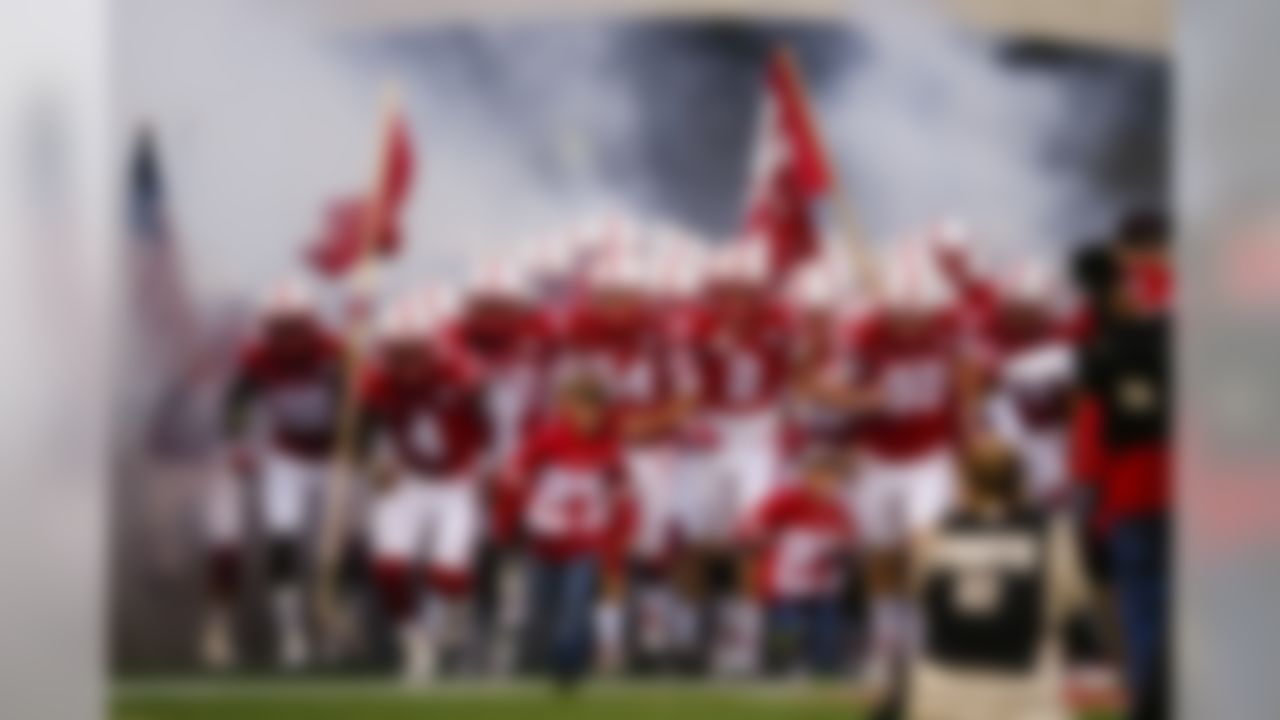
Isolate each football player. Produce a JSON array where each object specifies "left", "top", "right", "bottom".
[
  {"left": 559, "top": 249, "right": 693, "bottom": 668},
  {"left": 681, "top": 241, "right": 792, "bottom": 676},
  {"left": 453, "top": 258, "right": 560, "bottom": 674},
  {"left": 216, "top": 278, "right": 346, "bottom": 670},
  {"left": 826, "top": 248, "right": 978, "bottom": 697},
  {"left": 978, "top": 260, "right": 1077, "bottom": 507},
  {"left": 359, "top": 288, "right": 491, "bottom": 683}
]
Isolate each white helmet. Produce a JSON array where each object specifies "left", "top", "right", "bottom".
[
  {"left": 787, "top": 261, "right": 840, "bottom": 311},
  {"left": 571, "top": 216, "right": 607, "bottom": 258},
  {"left": 599, "top": 212, "right": 643, "bottom": 258},
  {"left": 815, "top": 239, "right": 865, "bottom": 301},
  {"left": 525, "top": 231, "right": 577, "bottom": 279},
  {"left": 878, "top": 244, "right": 952, "bottom": 314},
  {"left": 646, "top": 239, "right": 709, "bottom": 298},
  {"left": 930, "top": 215, "right": 975, "bottom": 257},
  {"left": 587, "top": 246, "right": 647, "bottom": 292},
  {"left": 467, "top": 256, "right": 532, "bottom": 302},
  {"left": 574, "top": 211, "right": 637, "bottom": 266},
  {"left": 259, "top": 277, "right": 316, "bottom": 320},
  {"left": 708, "top": 239, "right": 770, "bottom": 286},
  {"left": 377, "top": 285, "right": 459, "bottom": 345},
  {"left": 998, "top": 258, "right": 1059, "bottom": 307}
]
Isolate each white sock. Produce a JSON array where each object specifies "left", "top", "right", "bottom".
[
  {"left": 713, "top": 597, "right": 735, "bottom": 664},
  {"left": 199, "top": 604, "right": 236, "bottom": 670},
  {"left": 270, "top": 585, "right": 308, "bottom": 669},
  {"left": 594, "top": 601, "right": 624, "bottom": 670},
  {"left": 497, "top": 558, "right": 526, "bottom": 629},
  {"left": 732, "top": 598, "right": 762, "bottom": 666},
  {"left": 426, "top": 597, "right": 470, "bottom": 660},
  {"left": 669, "top": 596, "right": 700, "bottom": 653},
  {"left": 637, "top": 584, "right": 673, "bottom": 654},
  {"left": 397, "top": 620, "right": 434, "bottom": 684},
  {"left": 714, "top": 597, "right": 760, "bottom": 675},
  {"left": 491, "top": 559, "right": 526, "bottom": 675},
  {"left": 870, "top": 596, "right": 912, "bottom": 662},
  {"left": 321, "top": 593, "right": 366, "bottom": 664}
]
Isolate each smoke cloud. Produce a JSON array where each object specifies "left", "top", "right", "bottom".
[
  {"left": 119, "top": 0, "right": 1165, "bottom": 301},
  {"left": 823, "top": 0, "right": 1166, "bottom": 259}
]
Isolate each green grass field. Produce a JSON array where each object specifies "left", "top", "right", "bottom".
[{"left": 112, "top": 680, "right": 1120, "bottom": 720}]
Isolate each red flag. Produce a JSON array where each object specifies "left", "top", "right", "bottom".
[
  {"left": 307, "top": 196, "right": 404, "bottom": 276},
  {"left": 307, "top": 107, "right": 416, "bottom": 278},
  {"left": 377, "top": 111, "right": 415, "bottom": 211},
  {"left": 745, "top": 48, "right": 833, "bottom": 278}
]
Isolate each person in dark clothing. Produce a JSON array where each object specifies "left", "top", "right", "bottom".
[
  {"left": 907, "top": 433, "right": 1089, "bottom": 720},
  {"left": 1073, "top": 210, "right": 1173, "bottom": 720}
]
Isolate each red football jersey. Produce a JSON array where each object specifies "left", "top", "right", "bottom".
[
  {"left": 510, "top": 417, "right": 630, "bottom": 562},
  {"left": 227, "top": 328, "right": 344, "bottom": 460},
  {"left": 685, "top": 301, "right": 791, "bottom": 413},
  {"left": 782, "top": 308, "right": 858, "bottom": 454},
  {"left": 979, "top": 316, "right": 1076, "bottom": 434},
  {"left": 359, "top": 357, "right": 491, "bottom": 477},
  {"left": 452, "top": 303, "right": 556, "bottom": 371},
  {"left": 743, "top": 484, "right": 854, "bottom": 601},
  {"left": 955, "top": 278, "right": 997, "bottom": 334},
  {"left": 556, "top": 305, "right": 683, "bottom": 443},
  {"left": 451, "top": 306, "right": 557, "bottom": 461},
  {"left": 852, "top": 312, "right": 963, "bottom": 459}
]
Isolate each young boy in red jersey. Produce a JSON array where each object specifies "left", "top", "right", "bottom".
[
  {"left": 742, "top": 447, "right": 856, "bottom": 676},
  {"left": 501, "top": 373, "right": 632, "bottom": 687}
]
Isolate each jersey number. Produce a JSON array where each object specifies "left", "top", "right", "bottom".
[{"left": 881, "top": 360, "right": 949, "bottom": 416}]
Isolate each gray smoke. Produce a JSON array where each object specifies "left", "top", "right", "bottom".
[
  {"left": 119, "top": 0, "right": 1165, "bottom": 300},
  {"left": 821, "top": 1, "right": 1166, "bottom": 257}
]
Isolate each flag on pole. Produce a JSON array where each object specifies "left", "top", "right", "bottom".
[
  {"left": 307, "top": 109, "right": 416, "bottom": 277},
  {"left": 129, "top": 127, "right": 196, "bottom": 349},
  {"left": 313, "top": 89, "right": 416, "bottom": 628},
  {"left": 126, "top": 127, "right": 219, "bottom": 457},
  {"left": 744, "top": 48, "right": 834, "bottom": 279}
]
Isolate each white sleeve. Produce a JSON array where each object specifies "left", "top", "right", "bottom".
[
  {"left": 1047, "top": 515, "right": 1091, "bottom": 625},
  {"left": 985, "top": 390, "right": 1025, "bottom": 445}
]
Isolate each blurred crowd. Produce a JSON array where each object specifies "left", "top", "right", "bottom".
[{"left": 190, "top": 211, "right": 1170, "bottom": 719}]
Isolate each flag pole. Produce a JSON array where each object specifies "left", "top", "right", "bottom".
[
  {"left": 775, "top": 47, "right": 879, "bottom": 295},
  {"left": 314, "top": 82, "right": 402, "bottom": 637}
]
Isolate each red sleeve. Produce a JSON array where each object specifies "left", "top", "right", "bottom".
[
  {"left": 603, "top": 442, "right": 635, "bottom": 568},
  {"left": 509, "top": 427, "right": 546, "bottom": 489},
  {"left": 845, "top": 317, "right": 877, "bottom": 379},
  {"left": 492, "top": 428, "right": 544, "bottom": 545},
  {"left": 438, "top": 320, "right": 471, "bottom": 362},
  {"left": 352, "top": 368, "right": 391, "bottom": 459},
  {"left": 357, "top": 365, "right": 384, "bottom": 404},
  {"left": 739, "top": 490, "right": 785, "bottom": 545},
  {"left": 318, "top": 330, "right": 345, "bottom": 361},
  {"left": 223, "top": 343, "right": 269, "bottom": 438},
  {"left": 1072, "top": 393, "right": 1106, "bottom": 488},
  {"left": 465, "top": 384, "right": 494, "bottom": 457},
  {"left": 837, "top": 501, "right": 857, "bottom": 545},
  {"left": 234, "top": 342, "right": 272, "bottom": 385}
]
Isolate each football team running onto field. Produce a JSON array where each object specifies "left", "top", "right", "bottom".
[{"left": 195, "top": 218, "right": 1103, "bottom": 699}]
